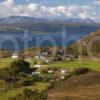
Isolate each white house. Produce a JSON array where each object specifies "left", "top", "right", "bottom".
[
  {"left": 34, "top": 55, "right": 45, "bottom": 60},
  {"left": 48, "top": 70, "right": 53, "bottom": 74},
  {"left": 12, "top": 53, "right": 19, "bottom": 59},
  {"left": 61, "top": 70, "right": 66, "bottom": 74},
  {"left": 32, "top": 72, "right": 40, "bottom": 75},
  {"left": 34, "top": 64, "right": 41, "bottom": 68}
]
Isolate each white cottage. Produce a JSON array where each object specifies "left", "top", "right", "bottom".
[
  {"left": 34, "top": 55, "right": 45, "bottom": 60},
  {"left": 61, "top": 69, "right": 66, "bottom": 74},
  {"left": 34, "top": 64, "right": 41, "bottom": 68},
  {"left": 12, "top": 53, "right": 19, "bottom": 59}
]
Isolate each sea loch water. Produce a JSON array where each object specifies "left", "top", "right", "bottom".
[{"left": 0, "top": 25, "right": 100, "bottom": 51}]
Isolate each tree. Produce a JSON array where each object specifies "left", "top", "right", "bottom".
[{"left": 10, "top": 59, "right": 30, "bottom": 75}]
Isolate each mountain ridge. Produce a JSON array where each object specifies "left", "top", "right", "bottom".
[{"left": 0, "top": 16, "right": 95, "bottom": 24}]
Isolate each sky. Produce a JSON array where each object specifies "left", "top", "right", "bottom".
[{"left": 0, "top": 0, "right": 100, "bottom": 22}]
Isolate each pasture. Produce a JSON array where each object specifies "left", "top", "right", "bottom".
[
  {"left": 50, "top": 60, "right": 100, "bottom": 71},
  {"left": 0, "top": 58, "right": 100, "bottom": 71}
]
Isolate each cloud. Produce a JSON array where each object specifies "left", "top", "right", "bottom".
[
  {"left": 1, "top": 0, "right": 14, "bottom": 6},
  {"left": 93, "top": 0, "right": 100, "bottom": 5},
  {"left": 0, "top": 0, "right": 99, "bottom": 22}
]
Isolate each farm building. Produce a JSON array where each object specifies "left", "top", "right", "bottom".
[{"left": 12, "top": 53, "right": 19, "bottom": 59}]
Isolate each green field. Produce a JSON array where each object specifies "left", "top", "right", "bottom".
[
  {"left": 0, "top": 58, "right": 100, "bottom": 71},
  {"left": 0, "top": 58, "right": 14, "bottom": 68},
  {"left": 0, "top": 58, "right": 100, "bottom": 100},
  {"left": 0, "top": 82, "right": 49, "bottom": 100},
  {"left": 0, "top": 58, "right": 35, "bottom": 68},
  {"left": 50, "top": 60, "right": 100, "bottom": 71}
]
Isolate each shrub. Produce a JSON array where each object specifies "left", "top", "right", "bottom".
[
  {"left": 17, "top": 77, "right": 34, "bottom": 86},
  {"left": 74, "top": 68, "right": 89, "bottom": 75},
  {"left": 42, "top": 74, "right": 53, "bottom": 82},
  {"left": 9, "top": 88, "right": 48, "bottom": 100},
  {"left": 53, "top": 55, "right": 62, "bottom": 61},
  {"left": 10, "top": 59, "right": 30, "bottom": 75},
  {"left": 40, "top": 67, "right": 48, "bottom": 75},
  {"left": 52, "top": 67, "right": 59, "bottom": 71},
  {"left": 34, "top": 60, "right": 37, "bottom": 65},
  {"left": 22, "top": 79, "right": 33, "bottom": 86},
  {"left": 47, "top": 81, "right": 54, "bottom": 89},
  {"left": 30, "top": 75, "right": 42, "bottom": 82},
  {"left": 0, "top": 67, "right": 10, "bottom": 79},
  {"left": 40, "top": 60, "right": 48, "bottom": 65},
  {"left": 9, "top": 94, "right": 23, "bottom": 100},
  {"left": 62, "top": 73, "right": 72, "bottom": 81},
  {"left": 8, "top": 96, "right": 16, "bottom": 100}
]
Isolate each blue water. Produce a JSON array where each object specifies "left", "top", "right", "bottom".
[{"left": 0, "top": 25, "right": 100, "bottom": 51}]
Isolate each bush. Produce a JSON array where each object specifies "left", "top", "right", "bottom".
[
  {"left": 22, "top": 79, "right": 33, "bottom": 86},
  {"left": 9, "top": 88, "right": 48, "bottom": 100},
  {"left": 17, "top": 77, "right": 34, "bottom": 86},
  {"left": 9, "top": 94, "right": 23, "bottom": 100},
  {"left": 8, "top": 96, "right": 16, "bottom": 100},
  {"left": 53, "top": 55, "right": 62, "bottom": 61},
  {"left": 42, "top": 74, "right": 53, "bottom": 82},
  {"left": 40, "top": 67, "right": 48, "bottom": 75},
  {"left": 34, "top": 60, "right": 37, "bottom": 65},
  {"left": 30, "top": 75, "right": 42, "bottom": 82},
  {"left": 47, "top": 81, "right": 54, "bottom": 89},
  {"left": 74, "top": 68, "right": 89, "bottom": 75},
  {"left": 16, "top": 75, "right": 43, "bottom": 87},
  {"left": 0, "top": 67, "right": 10, "bottom": 79},
  {"left": 10, "top": 59, "right": 30, "bottom": 75},
  {"left": 40, "top": 60, "right": 48, "bottom": 65},
  {"left": 62, "top": 73, "right": 72, "bottom": 81}
]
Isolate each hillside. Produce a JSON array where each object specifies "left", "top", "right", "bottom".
[
  {"left": 48, "top": 71, "right": 100, "bottom": 100},
  {"left": 66, "top": 30, "right": 100, "bottom": 58}
]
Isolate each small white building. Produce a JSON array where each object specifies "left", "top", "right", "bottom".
[
  {"left": 32, "top": 72, "right": 40, "bottom": 75},
  {"left": 42, "top": 52, "right": 48, "bottom": 55},
  {"left": 48, "top": 70, "right": 53, "bottom": 74},
  {"left": 34, "top": 55, "right": 45, "bottom": 60},
  {"left": 34, "top": 64, "right": 41, "bottom": 68},
  {"left": 12, "top": 53, "right": 19, "bottom": 59},
  {"left": 61, "top": 70, "right": 66, "bottom": 74}
]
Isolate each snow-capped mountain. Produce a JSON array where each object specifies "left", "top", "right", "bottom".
[
  {"left": 64, "top": 18, "right": 95, "bottom": 23},
  {"left": 0, "top": 16, "right": 95, "bottom": 24}
]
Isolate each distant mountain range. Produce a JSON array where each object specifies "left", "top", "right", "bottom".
[
  {"left": 0, "top": 16, "right": 99, "bottom": 34},
  {"left": 0, "top": 16, "right": 95, "bottom": 24}
]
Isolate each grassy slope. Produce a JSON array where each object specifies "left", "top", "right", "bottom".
[
  {"left": 0, "top": 58, "right": 14, "bottom": 68},
  {"left": 67, "top": 30, "right": 100, "bottom": 57},
  {"left": 0, "top": 82, "right": 49, "bottom": 100},
  {"left": 50, "top": 60, "right": 100, "bottom": 71},
  {"left": 48, "top": 71, "right": 100, "bottom": 100}
]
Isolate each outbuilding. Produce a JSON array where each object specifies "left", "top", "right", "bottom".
[
  {"left": 34, "top": 64, "right": 41, "bottom": 68},
  {"left": 12, "top": 53, "right": 19, "bottom": 59}
]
